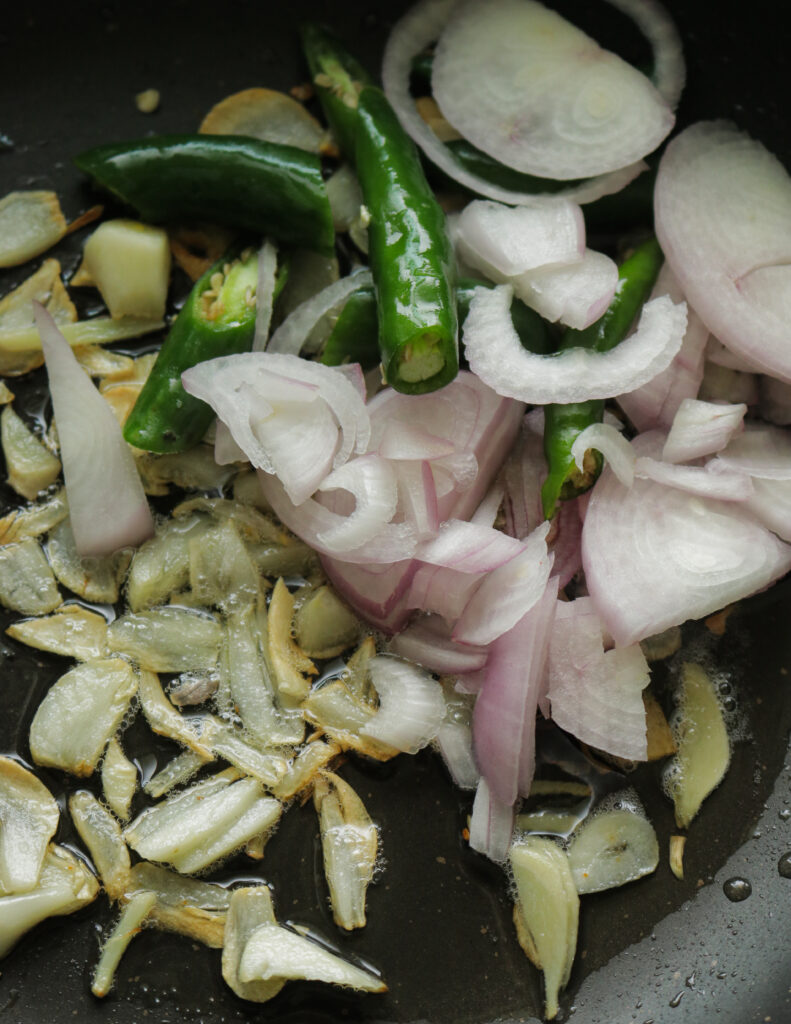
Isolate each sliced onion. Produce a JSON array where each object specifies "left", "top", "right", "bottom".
[
  {"left": 316, "top": 455, "right": 399, "bottom": 552},
  {"left": 393, "top": 461, "right": 440, "bottom": 540},
  {"left": 265, "top": 270, "right": 371, "bottom": 356},
  {"left": 655, "top": 121, "right": 791, "bottom": 382},
  {"left": 456, "top": 199, "right": 585, "bottom": 277},
  {"left": 258, "top": 470, "right": 416, "bottom": 564},
  {"left": 616, "top": 263, "right": 709, "bottom": 432},
  {"left": 743, "top": 477, "right": 791, "bottom": 542},
  {"left": 252, "top": 240, "right": 278, "bottom": 351},
  {"left": 661, "top": 398, "right": 746, "bottom": 463},
  {"left": 454, "top": 522, "right": 553, "bottom": 646},
  {"left": 472, "top": 577, "right": 559, "bottom": 805},
  {"left": 360, "top": 655, "right": 445, "bottom": 754},
  {"left": 705, "top": 336, "right": 763, "bottom": 374},
  {"left": 468, "top": 776, "right": 514, "bottom": 864},
  {"left": 320, "top": 558, "right": 420, "bottom": 629},
  {"left": 464, "top": 286, "right": 686, "bottom": 404},
  {"left": 470, "top": 480, "right": 504, "bottom": 528},
  {"left": 33, "top": 304, "right": 153, "bottom": 556},
  {"left": 502, "top": 411, "right": 546, "bottom": 541},
  {"left": 582, "top": 432, "right": 791, "bottom": 646},
  {"left": 431, "top": 0, "right": 674, "bottom": 179},
  {"left": 713, "top": 422, "right": 791, "bottom": 480},
  {"left": 571, "top": 422, "right": 635, "bottom": 489},
  {"left": 382, "top": 0, "right": 648, "bottom": 206},
  {"left": 378, "top": 419, "right": 456, "bottom": 461},
  {"left": 547, "top": 599, "right": 649, "bottom": 761},
  {"left": 406, "top": 562, "right": 483, "bottom": 621},
  {"left": 634, "top": 457, "right": 754, "bottom": 502},
  {"left": 604, "top": 0, "right": 685, "bottom": 107},
  {"left": 182, "top": 351, "right": 370, "bottom": 503},
  {"left": 512, "top": 248, "right": 619, "bottom": 329},
  {"left": 389, "top": 614, "right": 488, "bottom": 675},
  {"left": 416, "top": 519, "right": 524, "bottom": 573}
]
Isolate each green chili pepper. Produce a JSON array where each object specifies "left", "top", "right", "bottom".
[
  {"left": 321, "top": 278, "right": 553, "bottom": 369},
  {"left": 355, "top": 85, "right": 458, "bottom": 394},
  {"left": 123, "top": 247, "right": 261, "bottom": 454},
  {"left": 74, "top": 135, "right": 334, "bottom": 254},
  {"left": 301, "top": 23, "right": 374, "bottom": 161},
  {"left": 541, "top": 237, "right": 664, "bottom": 519}
]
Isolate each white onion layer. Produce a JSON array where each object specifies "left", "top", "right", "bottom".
[
  {"left": 361, "top": 655, "right": 446, "bottom": 754},
  {"left": 463, "top": 285, "right": 687, "bottom": 404},
  {"left": 582, "top": 433, "right": 791, "bottom": 646},
  {"left": 661, "top": 398, "right": 746, "bottom": 463},
  {"left": 252, "top": 240, "right": 278, "bottom": 351},
  {"left": 571, "top": 423, "right": 635, "bottom": 489},
  {"left": 655, "top": 121, "right": 791, "bottom": 382},
  {"left": 512, "top": 248, "right": 619, "bottom": 329},
  {"left": 381, "top": 0, "right": 648, "bottom": 206},
  {"left": 265, "top": 270, "right": 371, "bottom": 356},
  {"left": 33, "top": 304, "right": 153, "bottom": 556},
  {"left": 431, "top": 0, "right": 674, "bottom": 179}
]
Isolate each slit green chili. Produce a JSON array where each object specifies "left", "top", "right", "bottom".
[
  {"left": 541, "top": 237, "right": 665, "bottom": 519},
  {"left": 123, "top": 247, "right": 263, "bottom": 454},
  {"left": 355, "top": 85, "right": 458, "bottom": 394},
  {"left": 301, "top": 23, "right": 374, "bottom": 161},
  {"left": 321, "top": 278, "right": 553, "bottom": 370},
  {"left": 74, "top": 135, "right": 335, "bottom": 254}
]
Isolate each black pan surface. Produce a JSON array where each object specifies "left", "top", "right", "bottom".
[{"left": 1, "top": 3, "right": 791, "bottom": 1023}]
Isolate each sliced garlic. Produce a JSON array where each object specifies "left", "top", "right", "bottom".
[
  {"left": 0, "top": 757, "right": 59, "bottom": 895},
  {"left": 143, "top": 750, "right": 209, "bottom": 799},
  {"left": 268, "top": 578, "right": 317, "bottom": 703},
  {"left": 270, "top": 738, "right": 341, "bottom": 801},
  {"left": 302, "top": 679, "right": 399, "bottom": 762},
  {"left": 6, "top": 603, "right": 108, "bottom": 661},
  {"left": 0, "top": 538, "right": 61, "bottom": 614},
  {"left": 0, "top": 488, "right": 68, "bottom": 545},
  {"left": 238, "top": 922, "right": 386, "bottom": 992},
  {"left": 107, "top": 606, "right": 223, "bottom": 673},
  {"left": 29, "top": 659, "right": 137, "bottom": 776},
  {"left": 102, "top": 737, "right": 138, "bottom": 821},
  {"left": 68, "top": 790, "right": 131, "bottom": 901},
  {"left": 510, "top": 836, "right": 579, "bottom": 1021},
  {"left": 77, "top": 219, "right": 171, "bottom": 320},
  {"left": 136, "top": 669, "right": 211, "bottom": 758},
  {"left": 0, "top": 844, "right": 99, "bottom": 959},
  {"left": 313, "top": 771, "right": 378, "bottom": 931},
  {"left": 91, "top": 890, "right": 156, "bottom": 997},
  {"left": 126, "top": 513, "right": 210, "bottom": 611},
  {"left": 666, "top": 662, "right": 730, "bottom": 828},
  {"left": 188, "top": 518, "right": 261, "bottom": 611},
  {"left": 222, "top": 887, "right": 284, "bottom": 1003},
  {"left": 0, "top": 191, "right": 68, "bottom": 268},
  {"left": 1, "top": 405, "right": 61, "bottom": 500},
  {"left": 47, "top": 518, "right": 130, "bottom": 603},
  {"left": 566, "top": 805, "right": 659, "bottom": 894},
  {"left": 294, "top": 584, "right": 362, "bottom": 659}
]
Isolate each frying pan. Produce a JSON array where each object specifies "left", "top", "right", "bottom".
[{"left": 1, "top": 2, "right": 790, "bottom": 1022}]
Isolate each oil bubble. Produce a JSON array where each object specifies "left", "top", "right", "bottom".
[{"left": 722, "top": 877, "right": 752, "bottom": 902}]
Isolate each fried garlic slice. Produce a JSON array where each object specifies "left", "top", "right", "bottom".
[
  {"left": 270, "top": 738, "right": 341, "bottom": 801},
  {"left": 200, "top": 88, "right": 326, "bottom": 153},
  {"left": 125, "top": 862, "right": 230, "bottom": 948},
  {"left": 143, "top": 750, "right": 210, "bottom": 799},
  {"left": 29, "top": 659, "right": 137, "bottom": 776},
  {"left": 0, "top": 488, "right": 68, "bottom": 545},
  {"left": 222, "top": 887, "right": 284, "bottom": 1003},
  {"left": 565, "top": 805, "right": 659, "bottom": 894},
  {"left": 1, "top": 405, "right": 61, "bottom": 500},
  {"left": 91, "top": 890, "right": 157, "bottom": 997},
  {"left": 107, "top": 606, "right": 223, "bottom": 673},
  {"left": 126, "top": 513, "right": 210, "bottom": 611},
  {"left": 0, "top": 258, "right": 76, "bottom": 375},
  {"left": 0, "top": 538, "right": 61, "bottom": 615},
  {"left": 0, "top": 844, "right": 99, "bottom": 959},
  {"left": 125, "top": 772, "right": 281, "bottom": 875},
  {"left": 313, "top": 771, "right": 378, "bottom": 931},
  {"left": 136, "top": 669, "right": 211, "bottom": 758},
  {"left": 0, "top": 757, "right": 59, "bottom": 895},
  {"left": 47, "top": 518, "right": 130, "bottom": 603},
  {"left": 102, "top": 737, "right": 138, "bottom": 821},
  {"left": 188, "top": 519, "right": 261, "bottom": 612},
  {"left": 68, "top": 790, "right": 131, "bottom": 902},
  {"left": 268, "top": 578, "right": 317, "bottom": 703},
  {"left": 510, "top": 836, "right": 579, "bottom": 1021},
  {"left": 294, "top": 585, "right": 362, "bottom": 659},
  {"left": 238, "top": 923, "right": 386, "bottom": 992},
  {"left": 302, "top": 679, "right": 399, "bottom": 762},
  {"left": 0, "top": 191, "right": 68, "bottom": 268},
  {"left": 6, "top": 603, "right": 108, "bottom": 661}
]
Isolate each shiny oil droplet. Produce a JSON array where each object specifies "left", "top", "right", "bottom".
[
  {"left": 779, "top": 808, "right": 791, "bottom": 821},
  {"left": 778, "top": 852, "right": 791, "bottom": 878},
  {"left": 723, "top": 877, "right": 752, "bottom": 901},
  {"left": 669, "top": 991, "right": 684, "bottom": 1008}
]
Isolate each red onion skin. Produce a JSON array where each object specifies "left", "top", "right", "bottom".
[{"left": 472, "top": 577, "right": 558, "bottom": 805}]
